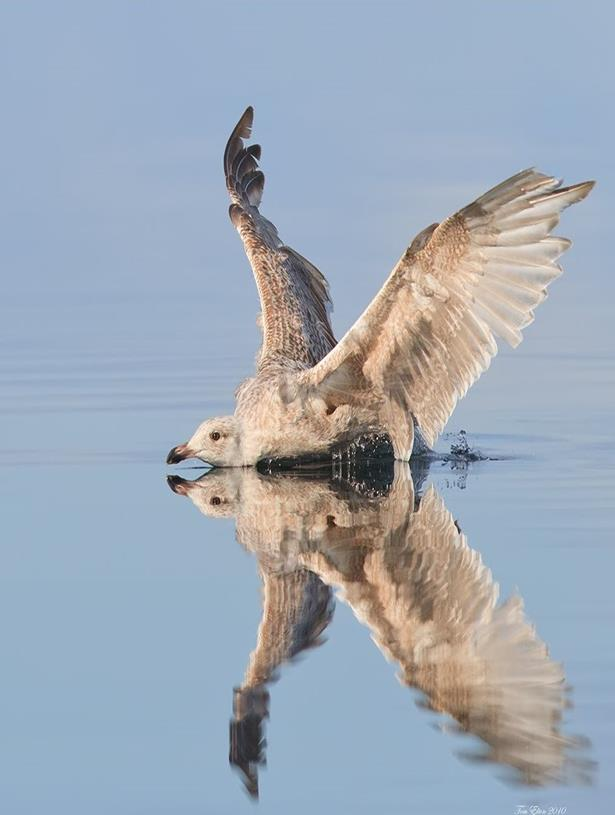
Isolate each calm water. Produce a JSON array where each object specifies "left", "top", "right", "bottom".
[{"left": 1, "top": 289, "right": 614, "bottom": 815}]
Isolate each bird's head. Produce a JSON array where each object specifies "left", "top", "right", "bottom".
[
  {"left": 166, "top": 415, "right": 242, "bottom": 467},
  {"left": 166, "top": 469, "right": 241, "bottom": 518}
]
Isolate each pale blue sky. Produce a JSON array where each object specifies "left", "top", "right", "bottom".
[{"left": 1, "top": 1, "right": 610, "bottom": 317}]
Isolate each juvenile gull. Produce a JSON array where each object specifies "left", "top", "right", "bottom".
[{"left": 167, "top": 108, "right": 594, "bottom": 467}]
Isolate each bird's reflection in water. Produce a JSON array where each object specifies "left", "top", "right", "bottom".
[{"left": 167, "top": 461, "right": 592, "bottom": 798}]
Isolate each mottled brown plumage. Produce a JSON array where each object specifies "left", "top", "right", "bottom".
[
  {"left": 224, "top": 106, "right": 336, "bottom": 369},
  {"left": 167, "top": 110, "right": 594, "bottom": 467}
]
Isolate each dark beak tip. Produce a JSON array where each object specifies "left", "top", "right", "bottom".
[
  {"left": 166, "top": 444, "right": 188, "bottom": 465},
  {"left": 166, "top": 474, "right": 186, "bottom": 494}
]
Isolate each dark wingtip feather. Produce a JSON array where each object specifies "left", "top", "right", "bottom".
[
  {"left": 231, "top": 106, "right": 253, "bottom": 142},
  {"left": 243, "top": 169, "right": 265, "bottom": 206},
  {"left": 224, "top": 107, "right": 267, "bottom": 211},
  {"left": 573, "top": 179, "right": 596, "bottom": 199},
  {"left": 228, "top": 203, "right": 245, "bottom": 228},
  {"left": 224, "top": 106, "right": 255, "bottom": 178},
  {"left": 237, "top": 106, "right": 254, "bottom": 138}
]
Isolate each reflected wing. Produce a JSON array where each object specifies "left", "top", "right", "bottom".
[
  {"left": 299, "top": 170, "right": 594, "bottom": 447},
  {"left": 224, "top": 108, "right": 336, "bottom": 368},
  {"left": 326, "top": 486, "right": 586, "bottom": 785},
  {"left": 230, "top": 568, "right": 333, "bottom": 798},
  {"left": 388, "top": 488, "right": 583, "bottom": 785},
  {"left": 243, "top": 568, "right": 334, "bottom": 688}
]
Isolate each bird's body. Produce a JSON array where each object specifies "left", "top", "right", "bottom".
[
  {"left": 167, "top": 108, "right": 594, "bottom": 468},
  {"left": 232, "top": 363, "right": 383, "bottom": 464}
]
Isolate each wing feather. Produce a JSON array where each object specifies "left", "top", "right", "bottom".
[
  {"left": 224, "top": 107, "right": 336, "bottom": 368},
  {"left": 300, "top": 170, "right": 594, "bottom": 450}
]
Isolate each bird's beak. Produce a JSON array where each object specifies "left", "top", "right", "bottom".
[
  {"left": 166, "top": 474, "right": 192, "bottom": 495},
  {"left": 166, "top": 443, "right": 192, "bottom": 464}
]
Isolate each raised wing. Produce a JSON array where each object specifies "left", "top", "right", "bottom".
[
  {"left": 298, "top": 169, "right": 594, "bottom": 450},
  {"left": 224, "top": 107, "right": 336, "bottom": 369}
]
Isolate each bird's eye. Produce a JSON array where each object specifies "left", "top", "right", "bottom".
[
  {"left": 210, "top": 496, "right": 221, "bottom": 506},
  {"left": 209, "top": 431, "right": 221, "bottom": 441}
]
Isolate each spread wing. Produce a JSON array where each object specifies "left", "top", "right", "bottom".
[
  {"left": 224, "top": 107, "right": 336, "bottom": 369},
  {"left": 298, "top": 169, "right": 594, "bottom": 448},
  {"left": 358, "top": 487, "right": 583, "bottom": 786}
]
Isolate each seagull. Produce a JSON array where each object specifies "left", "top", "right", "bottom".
[{"left": 167, "top": 108, "right": 594, "bottom": 467}]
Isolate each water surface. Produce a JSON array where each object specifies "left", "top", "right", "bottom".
[{"left": 1, "top": 292, "right": 613, "bottom": 815}]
